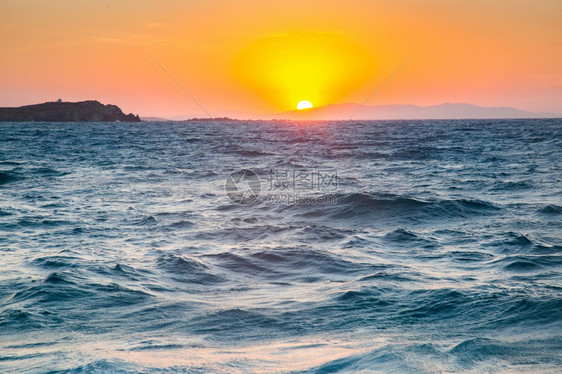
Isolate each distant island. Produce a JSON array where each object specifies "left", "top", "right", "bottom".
[{"left": 0, "top": 100, "right": 141, "bottom": 122}]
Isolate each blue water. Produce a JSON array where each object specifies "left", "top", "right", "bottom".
[{"left": 0, "top": 119, "right": 561, "bottom": 373}]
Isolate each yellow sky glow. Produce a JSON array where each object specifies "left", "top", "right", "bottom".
[{"left": 234, "top": 32, "right": 374, "bottom": 110}]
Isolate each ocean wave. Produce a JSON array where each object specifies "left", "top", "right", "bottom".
[
  {"left": 31, "top": 255, "right": 81, "bottom": 269},
  {"left": 56, "top": 360, "right": 141, "bottom": 373},
  {"left": 233, "top": 149, "right": 275, "bottom": 157},
  {"left": 537, "top": 204, "right": 562, "bottom": 214},
  {"left": 30, "top": 167, "right": 69, "bottom": 177},
  {"left": 194, "top": 224, "right": 295, "bottom": 243},
  {"left": 6, "top": 270, "right": 153, "bottom": 314},
  {"left": 0, "top": 170, "right": 22, "bottom": 185},
  {"left": 295, "top": 224, "right": 353, "bottom": 241},
  {"left": 0, "top": 208, "right": 12, "bottom": 216},
  {"left": 285, "top": 192, "right": 501, "bottom": 222},
  {"left": 186, "top": 308, "right": 290, "bottom": 339},
  {"left": 391, "top": 145, "right": 444, "bottom": 160},
  {"left": 204, "top": 247, "right": 370, "bottom": 283},
  {"left": 156, "top": 254, "right": 224, "bottom": 285},
  {"left": 304, "top": 337, "right": 562, "bottom": 373},
  {"left": 483, "top": 231, "right": 535, "bottom": 253},
  {"left": 382, "top": 228, "right": 439, "bottom": 248},
  {"left": 447, "top": 250, "right": 496, "bottom": 263},
  {"left": 490, "top": 180, "right": 534, "bottom": 191},
  {"left": 9, "top": 272, "right": 93, "bottom": 305},
  {"left": 449, "top": 337, "right": 562, "bottom": 368},
  {"left": 489, "top": 254, "right": 562, "bottom": 272}
]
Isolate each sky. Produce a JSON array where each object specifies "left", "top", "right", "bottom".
[{"left": 1, "top": 0, "right": 561, "bottom": 118}]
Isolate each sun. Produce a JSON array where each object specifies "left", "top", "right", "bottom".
[{"left": 297, "top": 100, "right": 313, "bottom": 110}]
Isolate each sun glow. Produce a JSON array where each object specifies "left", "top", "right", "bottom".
[
  {"left": 297, "top": 100, "right": 313, "bottom": 110},
  {"left": 234, "top": 32, "right": 374, "bottom": 111}
]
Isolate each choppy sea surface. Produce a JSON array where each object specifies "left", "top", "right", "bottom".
[{"left": 0, "top": 119, "right": 561, "bottom": 373}]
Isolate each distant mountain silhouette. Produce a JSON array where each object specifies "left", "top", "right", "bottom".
[
  {"left": 0, "top": 101, "right": 141, "bottom": 122},
  {"left": 277, "top": 103, "right": 559, "bottom": 120},
  {"left": 166, "top": 103, "right": 558, "bottom": 121}
]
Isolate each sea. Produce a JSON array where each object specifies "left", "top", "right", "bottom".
[{"left": 0, "top": 119, "right": 561, "bottom": 373}]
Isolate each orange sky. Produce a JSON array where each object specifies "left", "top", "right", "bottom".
[{"left": 1, "top": 0, "right": 561, "bottom": 117}]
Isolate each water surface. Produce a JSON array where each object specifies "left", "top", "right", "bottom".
[{"left": 0, "top": 119, "right": 561, "bottom": 372}]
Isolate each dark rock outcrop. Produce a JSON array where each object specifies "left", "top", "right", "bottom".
[{"left": 0, "top": 100, "right": 141, "bottom": 122}]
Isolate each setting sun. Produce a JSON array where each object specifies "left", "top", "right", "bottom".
[
  {"left": 297, "top": 100, "right": 313, "bottom": 110},
  {"left": 233, "top": 32, "right": 374, "bottom": 112}
]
